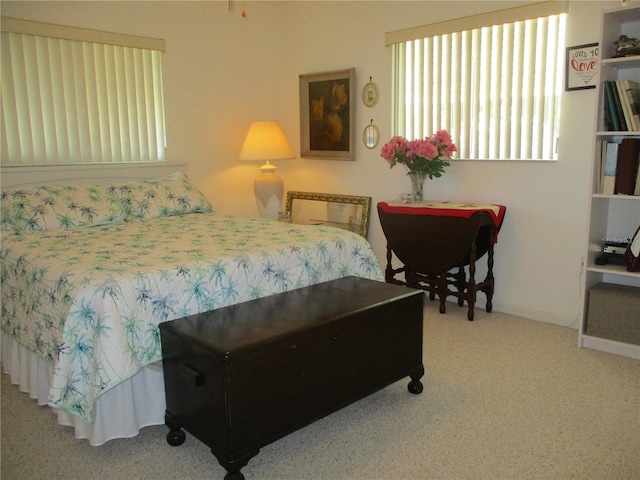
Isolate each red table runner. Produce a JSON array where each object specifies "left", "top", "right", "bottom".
[{"left": 378, "top": 200, "right": 507, "bottom": 239}]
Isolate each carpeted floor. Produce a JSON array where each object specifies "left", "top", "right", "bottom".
[{"left": 1, "top": 300, "right": 639, "bottom": 480}]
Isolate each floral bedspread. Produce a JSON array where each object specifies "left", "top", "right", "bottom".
[{"left": 0, "top": 212, "right": 383, "bottom": 422}]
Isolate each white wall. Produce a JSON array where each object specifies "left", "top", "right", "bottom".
[{"left": 1, "top": 0, "right": 630, "bottom": 327}]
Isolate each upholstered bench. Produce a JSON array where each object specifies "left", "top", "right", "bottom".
[{"left": 159, "top": 276, "right": 424, "bottom": 480}]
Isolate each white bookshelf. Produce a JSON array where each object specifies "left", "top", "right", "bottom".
[{"left": 579, "top": 6, "right": 640, "bottom": 359}]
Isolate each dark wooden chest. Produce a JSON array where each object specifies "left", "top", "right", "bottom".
[{"left": 160, "top": 276, "right": 424, "bottom": 479}]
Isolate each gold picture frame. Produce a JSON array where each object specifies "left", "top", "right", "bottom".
[
  {"left": 299, "top": 68, "right": 355, "bottom": 160},
  {"left": 285, "top": 191, "right": 372, "bottom": 238}
]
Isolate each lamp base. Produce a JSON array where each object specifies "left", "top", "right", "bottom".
[{"left": 254, "top": 170, "right": 283, "bottom": 220}]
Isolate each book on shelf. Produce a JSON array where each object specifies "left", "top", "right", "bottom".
[
  {"left": 614, "top": 138, "right": 640, "bottom": 195},
  {"left": 603, "top": 81, "right": 621, "bottom": 131},
  {"left": 623, "top": 80, "right": 640, "bottom": 131},
  {"left": 602, "top": 80, "right": 640, "bottom": 132},
  {"left": 616, "top": 81, "right": 634, "bottom": 131},
  {"left": 601, "top": 141, "right": 619, "bottom": 195},
  {"left": 596, "top": 140, "right": 606, "bottom": 194},
  {"left": 612, "top": 81, "right": 628, "bottom": 131},
  {"left": 598, "top": 139, "right": 640, "bottom": 196},
  {"left": 603, "top": 80, "right": 627, "bottom": 132}
]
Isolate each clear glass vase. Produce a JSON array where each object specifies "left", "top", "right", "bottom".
[{"left": 408, "top": 171, "right": 427, "bottom": 202}]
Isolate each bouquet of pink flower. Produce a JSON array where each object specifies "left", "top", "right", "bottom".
[{"left": 380, "top": 130, "right": 457, "bottom": 179}]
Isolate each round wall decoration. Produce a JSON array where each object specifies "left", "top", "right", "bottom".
[
  {"left": 363, "top": 123, "right": 380, "bottom": 149},
  {"left": 362, "top": 80, "right": 379, "bottom": 107}
]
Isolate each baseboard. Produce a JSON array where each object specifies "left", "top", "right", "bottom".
[
  {"left": 478, "top": 299, "right": 579, "bottom": 329},
  {"left": 580, "top": 334, "right": 640, "bottom": 360},
  {"left": 427, "top": 297, "right": 579, "bottom": 329}
]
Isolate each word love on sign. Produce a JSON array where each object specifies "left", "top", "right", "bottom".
[{"left": 566, "top": 43, "right": 600, "bottom": 91}]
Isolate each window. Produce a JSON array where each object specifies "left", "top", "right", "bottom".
[
  {"left": 1, "top": 17, "right": 166, "bottom": 166},
  {"left": 386, "top": 2, "right": 568, "bottom": 161}
]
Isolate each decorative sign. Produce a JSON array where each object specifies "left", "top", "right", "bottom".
[{"left": 565, "top": 43, "right": 599, "bottom": 91}]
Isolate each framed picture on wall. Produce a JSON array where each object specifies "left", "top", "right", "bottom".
[
  {"left": 362, "top": 80, "right": 379, "bottom": 107},
  {"left": 565, "top": 43, "right": 599, "bottom": 91},
  {"left": 299, "top": 68, "right": 355, "bottom": 160}
]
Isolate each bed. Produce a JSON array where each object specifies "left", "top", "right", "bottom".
[{"left": 0, "top": 168, "right": 383, "bottom": 445}]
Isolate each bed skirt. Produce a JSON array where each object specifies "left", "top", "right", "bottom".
[{"left": 1, "top": 331, "right": 166, "bottom": 446}]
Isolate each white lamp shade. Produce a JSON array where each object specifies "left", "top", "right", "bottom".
[
  {"left": 239, "top": 121, "right": 295, "bottom": 220},
  {"left": 238, "top": 121, "right": 295, "bottom": 161}
]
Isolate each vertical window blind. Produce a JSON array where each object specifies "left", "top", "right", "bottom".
[
  {"left": 387, "top": 2, "right": 568, "bottom": 161},
  {"left": 1, "top": 17, "right": 167, "bottom": 166}
]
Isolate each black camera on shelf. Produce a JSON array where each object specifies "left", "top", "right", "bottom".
[{"left": 595, "top": 237, "right": 630, "bottom": 266}]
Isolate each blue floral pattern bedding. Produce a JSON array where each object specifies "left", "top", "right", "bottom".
[{"left": 0, "top": 212, "right": 383, "bottom": 422}]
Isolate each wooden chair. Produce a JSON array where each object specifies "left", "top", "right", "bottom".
[{"left": 377, "top": 205, "right": 496, "bottom": 320}]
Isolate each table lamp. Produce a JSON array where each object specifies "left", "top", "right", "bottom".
[{"left": 239, "top": 121, "right": 296, "bottom": 219}]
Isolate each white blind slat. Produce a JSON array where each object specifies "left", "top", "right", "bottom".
[
  {"left": 153, "top": 51, "right": 166, "bottom": 160},
  {"left": 68, "top": 41, "right": 86, "bottom": 162},
  {"left": 500, "top": 24, "right": 513, "bottom": 159},
  {"left": 113, "top": 47, "right": 128, "bottom": 161},
  {"left": 2, "top": 34, "right": 19, "bottom": 160},
  {"left": 460, "top": 31, "right": 472, "bottom": 159},
  {"left": 122, "top": 48, "right": 136, "bottom": 160},
  {"left": 421, "top": 39, "right": 429, "bottom": 137},
  {"left": 103, "top": 45, "right": 119, "bottom": 162},
  {"left": 450, "top": 33, "right": 461, "bottom": 153},
  {"left": 441, "top": 35, "right": 451, "bottom": 131},
  {"left": 83, "top": 41, "right": 100, "bottom": 163},
  {"left": 511, "top": 23, "right": 524, "bottom": 158},
  {"left": 391, "top": 44, "right": 405, "bottom": 135},
  {"left": 533, "top": 18, "right": 547, "bottom": 159},
  {"left": 49, "top": 38, "right": 66, "bottom": 161},
  {"left": 143, "top": 51, "right": 154, "bottom": 161},
  {"left": 489, "top": 25, "right": 502, "bottom": 159},
  {"left": 521, "top": 20, "right": 535, "bottom": 159}
]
